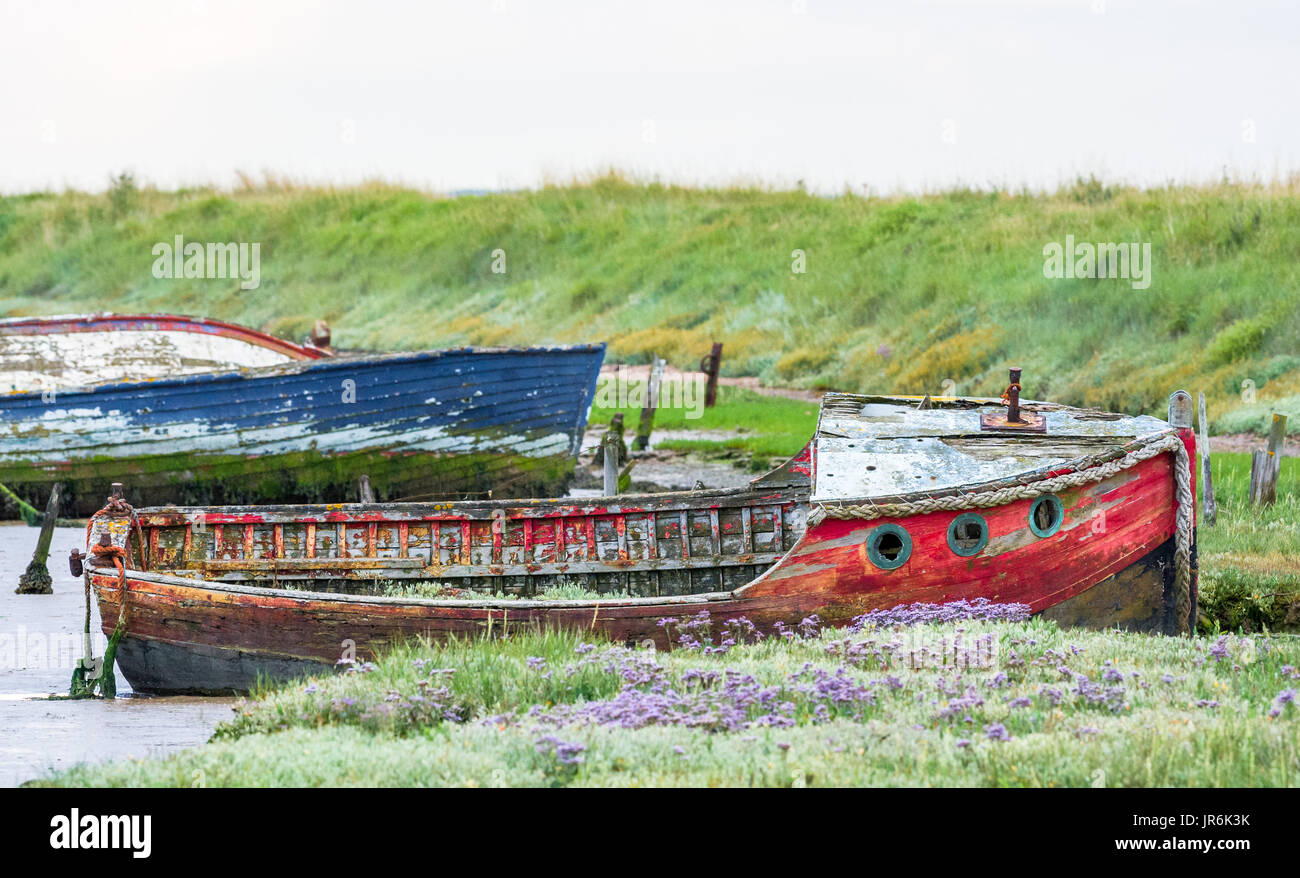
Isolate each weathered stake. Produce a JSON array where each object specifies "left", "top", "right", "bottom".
[
  {"left": 16, "top": 484, "right": 61, "bottom": 594},
  {"left": 700, "top": 342, "right": 723, "bottom": 409},
  {"left": 1197, "top": 393, "right": 1216, "bottom": 526},
  {"left": 633, "top": 356, "right": 665, "bottom": 451},
  {"left": 1250, "top": 413, "right": 1288, "bottom": 506},
  {"left": 358, "top": 474, "right": 375, "bottom": 503},
  {"left": 602, "top": 432, "right": 620, "bottom": 496},
  {"left": 594, "top": 413, "right": 627, "bottom": 467}
]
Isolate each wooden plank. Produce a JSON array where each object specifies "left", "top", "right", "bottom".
[
  {"left": 634, "top": 356, "right": 665, "bottom": 451},
  {"left": 1197, "top": 392, "right": 1217, "bottom": 526},
  {"left": 1260, "top": 413, "right": 1287, "bottom": 505},
  {"left": 202, "top": 558, "right": 426, "bottom": 572},
  {"left": 602, "top": 432, "right": 619, "bottom": 495},
  {"left": 701, "top": 342, "right": 722, "bottom": 408}
]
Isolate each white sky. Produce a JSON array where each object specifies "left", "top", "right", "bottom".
[{"left": 2, "top": 0, "right": 1296, "bottom": 195}]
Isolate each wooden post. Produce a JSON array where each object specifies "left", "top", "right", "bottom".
[
  {"left": 594, "top": 413, "right": 627, "bottom": 467},
  {"left": 358, "top": 474, "right": 375, "bottom": 503},
  {"left": 1249, "top": 413, "right": 1287, "bottom": 506},
  {"left": 1252, "top": 413, "right": 1287, "bottom": 506},
  {"left": 16, "top": 484, "right": 61, "bottom": 594},
  {"left": 700, "top": 342, "right": 723, "bottom": 409},
  {"left": 1197, "top": 393, "right": 1216, "bottom": 526},
  {"left": 633, "top": 356, "right": 665, "bottom": 451},
  {"left": 602, "top": 433, "right": 620, "bottom": 496}
]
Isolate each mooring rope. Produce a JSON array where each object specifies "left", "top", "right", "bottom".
[
  {"left": 72, "top": 499, "right": 143, "bottom": 698},
  {"left": 809, "top": 431, "right": 1194, "bottom": 632}
]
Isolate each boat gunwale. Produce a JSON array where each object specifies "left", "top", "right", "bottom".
[
  {"left": 91, "top": 565, "right": 738, "bottom": 610},
  {"left": 0, "top": 311, "right": 327, "bottom": 363},
  {"left": 1, "top": 328, "right": 607, "bottom": 402},
  {"left": 131, "top": 483, "right": 809, "bottom": 525}
]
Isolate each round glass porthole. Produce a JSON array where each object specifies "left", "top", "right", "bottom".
[
  {"left": 867, "top": 523, "right": 912, "bottom": 570},
  {"left": 1028, "top": 495, "right": 1064, "bottom": 537},
  {"left": 946, "top": 512, "right": 989, "bottom": 557}
]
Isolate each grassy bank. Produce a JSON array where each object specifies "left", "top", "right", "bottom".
[
  {"left": 589, "top": 382, "right": 819, "bottom": 463},
  {"left": 2, "top": 175, "right": 1297, "bottom": 424},
  {"left": 1198, "top": 452, "right": 1300, "bottom": 631},
  {"left": 37, "top": 616, "right": 1300, "bottom": 787}
]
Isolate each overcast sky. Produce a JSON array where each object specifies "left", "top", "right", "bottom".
[{"left": 2, "top": 0, "right": 1295, "bottom": 195}]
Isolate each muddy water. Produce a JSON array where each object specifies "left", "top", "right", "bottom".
[{"left": 0, "top": 524, "right": 231, "bottom": 787}]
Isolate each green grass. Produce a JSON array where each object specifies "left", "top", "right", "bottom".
[
  {"left": 1198, "top": 452, "right": 1300, "bottom": 631},
  {"left": 2, "top": 174, "right": 1297, "bottom": 425},
  {"left": 590, "top": 382, "right": 818, "bottom": 462},
  {"left": 35, "top": 623, "right": 1300, "bottom": 787}
]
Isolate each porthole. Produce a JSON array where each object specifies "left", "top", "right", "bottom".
[
  {"left": 867, "top": 523, "right": 912, "bottom": 570},
  {"left": 946, "top": 512, "right": 989, "bottom": 557},
  {"left": 1028, "top": 495, "right": 1064, "bottom": 537}
]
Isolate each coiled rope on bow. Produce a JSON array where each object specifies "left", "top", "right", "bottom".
[{"left": 808, "top": 431, "right": 1195, "bottom": 633}]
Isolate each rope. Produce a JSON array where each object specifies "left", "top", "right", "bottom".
[
  {"left": 809, "top": 431, "right": 1194, "bottom": 633},
  {"left": 71, "top": 498, "right": 141, "bottom": 698},
  {"left": 85, "top": 497, "right": 148, "bottom": 571}
]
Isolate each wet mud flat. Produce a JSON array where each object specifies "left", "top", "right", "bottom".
[
  {"left": 0, "top": 524, "right": 231, "bottom": 787},
  {"left": 0, "top": 445, "right": 758, "bottom": 785}
]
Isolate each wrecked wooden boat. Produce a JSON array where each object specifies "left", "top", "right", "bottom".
[
  {"left": 1, "top": 313, "right": 605, "bottom": 516},
  {"left": 77, "top": 383, "right": 1198, "bottom": 695}
]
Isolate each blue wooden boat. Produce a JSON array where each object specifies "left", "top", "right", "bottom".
[{"left": 0, "top": 314, "right": 605, "bottom": 516}]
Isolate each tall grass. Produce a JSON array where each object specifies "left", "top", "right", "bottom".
[{"left": 2, "top": 175, "right": 1297, "bottom": 423}]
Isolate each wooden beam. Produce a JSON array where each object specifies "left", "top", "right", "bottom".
[
  {"left": 602, "top": 432, "right": 620, "bottom": 496},
  {"left": 1197, "top": 393, "right": 1216, "bottom": 526},
  {"left": 633, "top": 356, "right": 665, "bottom": 451},
  {"left": 701, "top": 342, "right": 723, "bottom": 408}
]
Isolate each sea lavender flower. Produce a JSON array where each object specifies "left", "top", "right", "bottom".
[
  {"left": 1208, "top": 636, "right": 1230, "bottom": 663},
  {"left": 851, "top": 597, "right": 1031, "bottom": 631},
  {"left": 535, "top": 735, "right": 586, "bottom": 765},
  {"left": 983, "top": 723, "right": 1010, "bottom": 742}
]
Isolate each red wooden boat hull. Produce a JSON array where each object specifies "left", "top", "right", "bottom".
[{"left": 86, "top": 431, "right": 1196, "bottom": 694}]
